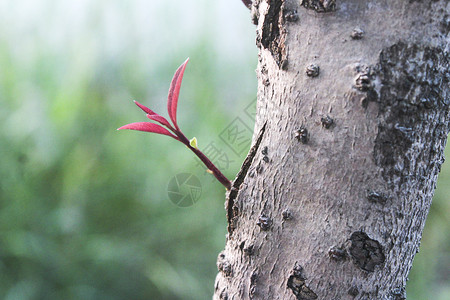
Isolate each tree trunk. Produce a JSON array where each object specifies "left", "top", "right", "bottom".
[{"left": 214, "top": 0, "right": 449, "bottom": 299}]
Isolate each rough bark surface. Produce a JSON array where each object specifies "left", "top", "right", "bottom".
[{"left": 214, "top": 0, "right": 449, "bottom": 299}]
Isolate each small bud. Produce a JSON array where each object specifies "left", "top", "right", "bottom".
[
  {"left": 306, "top": 64, "right": 320, "bottom": 77},
  {"left": 321, "top": 115, "right": 334, "bottom": 129},
  {"left": 261, "top": 146, "right": 268, "bottom": 155},
  {"left": 351, "top": 27, "right": 365, "bottom": 40},
  {"left": 282, "top": 210, "right": 293, "bottom": 220},
  {"left": 295, "top": 127, "right": 309, "bottom": 144},
  {"left": 190, "top": 137, "right": 198, "bottom": 149},
  {"left": 355, "top": 73, "right": 372, "bottom": 91},
  {"left": 328, "top": 246, "right": 347, "bottom": 261},
  {"left": 257, "top": 214, "right": 272, "bottom": 231}
]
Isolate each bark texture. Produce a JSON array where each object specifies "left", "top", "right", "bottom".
[{"left": 215, "top": 0, "right": 449, "bottom": 299}]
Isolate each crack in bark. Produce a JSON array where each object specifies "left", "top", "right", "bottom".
[
  {"left": 226, "top": 122, "right": 267, "bottom": 235},
  {"left": 260, "top": 0, "right": 287, "bottom": 69}
]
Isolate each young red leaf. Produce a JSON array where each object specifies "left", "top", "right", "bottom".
[
  {"left": 117, "top": 122, "right": 179, "bottom": 140},
  {"left": 134, "top": 100, "right": 159, "bottom": 115},
  {"left": 167, "top": 58, "right": 189, "bottom": 130},
  {"left": 133, "top": 100, "right": 174, "bottom": 129},
  {"left": 146, "top": 114, "right": 174, "bottom": 130},
  {"left": 117, "top": 59, "right": 232, "bottom": 191}
]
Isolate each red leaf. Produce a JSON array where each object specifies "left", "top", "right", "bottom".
[
  {"left": 146, "top": 114, "right": 174, "bottom": 130},
  {"left": 167, "top": 58, "right": 189, "bottom": 130},
  {"left": 133, "top": 100, "right": 174, "bottom": 130},
  {"left": 117, "top": 122, "right": 179, "bottom": 140},
  {"left": 134, "top": 100, "right": 158, "bottom": 115}
]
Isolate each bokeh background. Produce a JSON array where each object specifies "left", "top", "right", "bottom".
[{"left": 0, "top": 0, "right": 448, "bottom": 299}]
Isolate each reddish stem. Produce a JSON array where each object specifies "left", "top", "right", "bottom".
[
  {"left": 188, "top": 145, "right": 232, "bottom": 191},
  {"left": 175, "top": 131, "right": 231, "bottom": 190}
]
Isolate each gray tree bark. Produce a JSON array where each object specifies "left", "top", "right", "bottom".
[{"left": 214, "top": 0, "right": 449, "bottom": 299}]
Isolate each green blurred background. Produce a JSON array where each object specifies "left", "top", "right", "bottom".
[{"left": 0, "top": 1, "right": 448, "bottom": 299}]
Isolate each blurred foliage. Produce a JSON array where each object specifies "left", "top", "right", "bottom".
[{"left": 0, "top": 1, "right": 448, "bottom": 299}]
